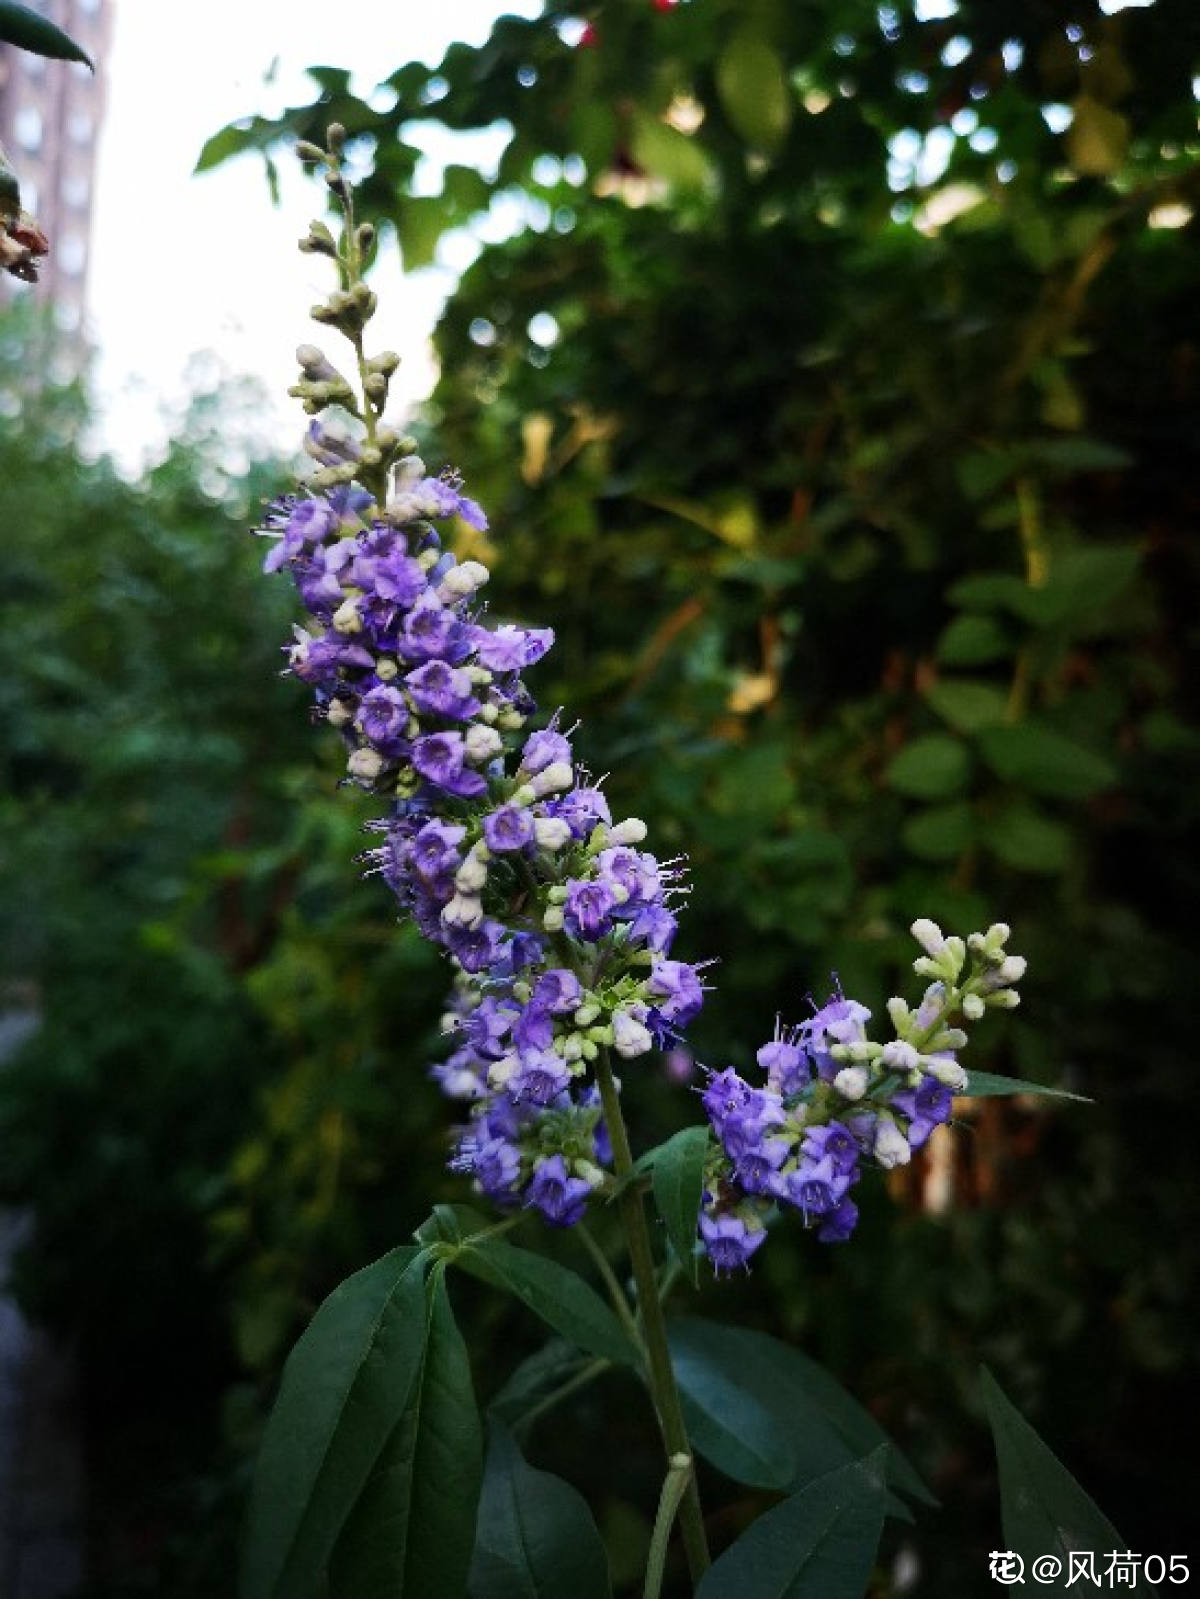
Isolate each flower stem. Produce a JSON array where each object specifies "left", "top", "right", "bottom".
[
  {"left": 643, "top": 1453, "right": 696, "bottom": 1599},
  {"left": 593, "top": 1050, "right": 710, "bottom": 1586},
  {"left": 577, "top": 1220, "right": 645, "bottom": 1355}
]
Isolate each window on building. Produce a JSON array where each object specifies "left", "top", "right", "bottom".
[
  {"left": 62, "top": 174, "right": 90, "bottom": 209},
  {"left": 60, "top": 234, "right": 87, "bottom": 276},
  {"left": 14, "top": 105, "right": 43, "bottom": 151},
  {"left": 69, "top": 109, "right": 93, "bottom": 145}
]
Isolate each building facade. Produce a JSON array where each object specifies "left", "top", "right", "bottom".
[{"left": 0, "top": 0, "right": 111, "bottom": 340}]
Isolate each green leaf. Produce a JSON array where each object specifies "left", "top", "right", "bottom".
[
  {"left": 462, "top": 1237, "right": 639, "bottom": 1367},
  {"left": 240, "top": 1247, "right": 429, "bottom": 1599},
  {"left": 488, "top": 1338, "right": 597, "bottom": 1432},
  {"left": 0, "top": 1, "right": 93, "bottom": 68},
  {"left": 1066, "top": 95, "right": 1129, "bottom": 177},
  {"left": 965, "top": 1071, "right": 1091, "bottom": 1103},
  {"left": 925, "top": 679, "right": 1010, "bottom": 734},
  {"left": 947, "top": 571, "right": 1035, "bottom": 618},
  {"left": 695, "top": 1450, "right": 889, "bottom": 1599},
  {"left": 978, "top": 724, "right": 1117, "bottom": 800},
  {"left": 469, "top": 1422, "right": 612, "bottom": 1599},
  {"left": 330, "top": 1270, "right": 483, "bottom": 1599},
  {"left": 413, "top": 1202, "right": 493, "bottom": 1247},
  {"left": 986, "top": 804, "right": 1073, "bottom": 874},
  {"left": 669, "top": 1318, "right": 934, "bottom": 1507},
  {"left": 649, "top": 1126, "right": 709, "bottom": 1287},
  {"left": 936, "top": 614, "right": 1014, "bottom": 667},
  {"left": 396, "top": 194, "right": 449, "bottom": 271},
  {"left": 1022, "top": 547, "right": 1141, "bottom": 627},
  {"left": 902, "top": 802, "right": 973, "bottom": 862},
  {"left": 716, "top": 29, "right": 793, "bottom": 154},
  {"left": 980, "top": 1368, "right": 1154, "bottom": 1594},
  {"left": 885, "top": 735, "right": 970, "bottom": 800},
  {"left": 194, "top": 115, "right": 286, "bottom": 175},
  {"left": 629, "top": 110, "right": 714, "bottom": 196}
]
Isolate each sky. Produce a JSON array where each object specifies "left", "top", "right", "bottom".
[{"left": 86, "top": 0, "right": 541, "bottom": 470}]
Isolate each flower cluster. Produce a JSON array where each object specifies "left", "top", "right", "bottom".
[
  {"left": 262, "top": 415, "right": 710, "bottom": 1229},
  {"left": 263, "top": 138, "right": 1024, "bottom": 1270},
  {"left": 696, "top": 921, "right": 1026, "bottom": 1270}
]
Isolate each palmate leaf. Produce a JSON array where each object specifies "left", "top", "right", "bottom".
[
  {"left": 469, "top": 1422, "right": 612, "bottom": 1599},
  {"left": 240, "top": 1247, "right": 429, "bottom": 1599},
  {"left": 668, "top": 1318, "right": 934, "bottom": 1510},
  {"left": 329, "top": 1269, "right": 483, "bottom": 1599},
  {"left": 981, "top": 1368, "right": 1159, "bottom": 1595},
  {"left": 0, "top": 0, "right": 93, "bottom": 68},
  {"left": 696, "top": 1450, "right": 889, "bottom": 1599}
]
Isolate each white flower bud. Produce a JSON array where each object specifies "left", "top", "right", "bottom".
[
  {"left": 612, "top": 1010, "right": 654, "bottom": 1059},
  {"left": 530, "top": 760, "right": 574, "bottom": 797},
  {"left": 438, "top": 560, "right": 490, "bottom": 601},
  {"left": 326, "top": 698, "right": 354, "bottom": 728},
  {"left": 375, "top": 657, "right": 400, "bottom": 682},
  {"left": 834, "top": 1066, "right": 870, "bottom": 1101},
  {"left": 923, "top": 1054, "right": 968, "bottom": 1092},
  {"left": 454, "top": 855, "right": 488, "bottom": 894},
  {"left": 574, "top": 1003, "right": 601, "bottom": 1028},
  {"left": 886, "top": 996, "right": 911, "bottom": 1034},
  {"left": 986, "top": 922, "right": 1011, "bottom": 947},
  {"left": 881, "top": 1040, "right": 920, "bottom": 1073},
  {"left": 533, "top": 817, "right": 572, "bottom": 851},
  {"left": 347, "top": 747, "right": 384, "bottom": 782},
  {"left": 487, "top": 1054, "right": 518, "bottom": 1091},
  {"left": 985, "top": 989, "right": 1021, "bottom": 1010},
  {"left": 479, "top": 703, "right": 499, "bottom": 725},
  {"left": 911, "top": 919, "right": 946, "bottom": 958},
  {"left": 573, "top": 1159, "right": 605, "bottom": 1189},
  {"left": 609, "top": 818, "right": 648, "bottom": 846},
  {"left": 962, "top": 993, "right": 985, "bottom": 1021},
  {"left": 464, "top": 724, "right": 503, "bottom": 763},
  {"left": 332, "top": 596, "right": 363, "bottom": 635},
  {"left": 999, "top": 955, "right": 1027, "bottom": 983},
  {"left": 562, "top": 1034, "right": 584, "bottom": 1062},
  {"left": 542, "top": 904, "right": 565, "bottom": 933},
  {"left": 874, "top": 1121, "right": 912, "bottom": 1169},
  {"left": 442, "top": 893, "right": 483, "bottom": 929}
]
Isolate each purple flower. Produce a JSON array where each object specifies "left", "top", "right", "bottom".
[
  {"left": 411, "top": 819, "right": 466, "bottom": 881},
  {"left": 482, "top": 804, "right": 536, "bottom": 853},
  {"left": 699, "top": 1212, "right": 766, "bottom": 1274},
  {"left": 757, "top": 1034, "right": 809, "bottom": 1097},
  {"left": 800, "top": 1121, "right": 861, "bottom": 1178},
  {"left": 510, "top": 1049, "right": 572, "bottom": 1106},
  {"left": 647, "top": 960, "right": 705, "bottom": 1027},
  {"left": 526, "top": 1155, "right": 592, "bottom": 1228},
  {"left": 890, "top": 1075, "right": 954, "bottom": 1149},
  {"left": 475, "top": 1136, "right": 523, "bottom": 1202},
  {"left": 784, "top": 1154, "right": 852, "bottom": 1218},
  {"left": 564, "top": 878, "right": 618, "bottom": 941},
  {"left": 801, "top": 994, "right": 872, "bottom": 1082},
  {"left": 817, "top": 1198, "right": 859, "bottom": 1244},
  {"left": 532, "top": 969, "right": 583, "bottom": 1014},
  {"left": 406, "top": 660, "right": 481, "bottom": 721},
  {"left": 262, "top": 496, "right": 339, "bottom": 570},
  {"left": 412, "top": 731, "right": 486, "bottom": 798},
  {"left": 399, "top": 595, "right": 470, "bottom": 664},
  {"left": 473, "top": 624, "right": 555, "bottom": 673},
  {"left": 356, "top": 684, "right": 408, "bottom": 747},
  {"left": 521, "top": 726, "right": 573, "bottom": 774},
  {"left": 548, "top": 786, "right": 611, "bottom": 839}
]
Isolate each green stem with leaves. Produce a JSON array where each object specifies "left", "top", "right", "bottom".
[{"left": 592, "top": 1049, "right": 710, "bottom": 1587}]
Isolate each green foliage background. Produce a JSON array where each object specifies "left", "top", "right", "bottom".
[{"left": 3, "top": 0, "right": 1199, "bottom": 1591}]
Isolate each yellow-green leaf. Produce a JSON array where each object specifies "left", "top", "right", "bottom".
[{"left": 716, "top": 29, "right": 793, "bottom": 154}]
